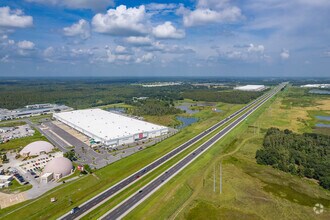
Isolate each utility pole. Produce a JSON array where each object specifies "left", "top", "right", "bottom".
[
  {"left": 220, "top": 161, "right": 222, "bottom": 194},
  {"left": 213, "top": 164, "right": 216, "bottom": 192}
]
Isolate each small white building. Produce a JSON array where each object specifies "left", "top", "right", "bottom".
[
  {"left": 234, "top": 85, "right": 266, "bottom": 91},
  {"left": 40, "top": 172, "right": 53, "bottom": 183},
  {"left": 0, "top": 175, "right": 13, "bottom": 183},
  {"left": 53, "top": 109, "right": 169, "bottom": 147}
]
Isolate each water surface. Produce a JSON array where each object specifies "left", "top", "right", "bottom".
[{"left": 176, "top": 116, "right": 198, "bottom": 129}]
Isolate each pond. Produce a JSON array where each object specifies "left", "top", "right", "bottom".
[
  {"left": 316, "top": 116, "right": 330, "bottom": 121},
  {"left": 309, "top": 89, "right": 330, "bottom": 95},
  {"left": 315, "top": 124, "right": 330, "bottom": 128},
  {"left": 176, "top": 116, "right": 198, "bottom": 129},
  {"left": 106, "top": 107, "right": 127, "bottom": 113},
  {"left": 176, "top": 104, "right": 199, "bottom": 114}
]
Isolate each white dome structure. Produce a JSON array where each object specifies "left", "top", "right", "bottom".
[
  {"left": 20, "top": 141, "right": 54, "bottom": 156},
  {"left": 43, "top": 157, "right": 73, "bottom": 179}
]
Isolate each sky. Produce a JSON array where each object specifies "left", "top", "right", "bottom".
[{"left": 0, "top": 0, "right": 329, "bottom": 77}]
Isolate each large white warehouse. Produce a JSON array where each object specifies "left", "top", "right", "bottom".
[
  {"left": 234, "top": 85, "right": 266, "bottom": 91},
  {"left": 53, "top": 109, "right": 169, "bottom": 147}
]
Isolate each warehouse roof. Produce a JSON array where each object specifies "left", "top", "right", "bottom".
[
  {"left": 234, "top": 85, "right": 266, "bottom": 91},
  {"left": 53, "top": 109, "right": 167, "bottom": 141}
]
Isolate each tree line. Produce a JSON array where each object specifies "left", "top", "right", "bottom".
[
  {"left": 182, "top": 90, "right": 266, "bottom": 104},
  {"left": 128, "top": 99, "right": 182, "bottom": 116},
  {"left": 256, "top": 128, "right": 330, "bottom": 190}
]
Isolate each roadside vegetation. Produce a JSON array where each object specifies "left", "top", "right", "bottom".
[{"left": 256, "top": 127, "right": 330, "bottom": 190}]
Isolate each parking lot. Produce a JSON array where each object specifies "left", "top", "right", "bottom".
[{"left": 0, "top": 124, "right": 35, "bottom": 143}]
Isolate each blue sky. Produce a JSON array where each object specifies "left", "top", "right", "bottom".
[{"left": 0, "top": 0, "right": 329, "bottom": 77}]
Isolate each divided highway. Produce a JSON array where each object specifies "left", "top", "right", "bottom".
[
  {"left": 60, "top": 84, "right": 285, "bottom": 220},
  {"left": 100, "top": 83, "right": 286, "bottom": 220}
]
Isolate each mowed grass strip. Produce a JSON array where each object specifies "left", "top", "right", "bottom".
[{"left": 0, "top": 104, "right": 243, "bottom": 220}]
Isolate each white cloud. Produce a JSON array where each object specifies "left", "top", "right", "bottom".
[
  {"left": 17, "top": 40, "right": 35, "bottom": 49},
  {"left": 214, "top": 43, "right": 269, "bottom": 62},
  {"left": 0, "top": 6, "right": 33, "bottom": 28},
  {"left": 43, "top": 46, "right": 54, "bottom": 57},
  {"left": 125, "top": 36, "right": 153, "bottom": 46},
  {"left": 146, "top": 3, "right": 178, "bottom": 11},
  {"left": 183, "top": 7, "right": 242, "bottom": 27},
  {"left": 0, "top": 55, "right": 9, "bottom": 63},
  {"left": 26, "top": 0, "right": 114, "bottom": 11},
  {"left": 152, "top": 22, "right": 185, "bottom": 39},
  {"left": 247, "top": 44, "right": 265, "bottom": 53},
  {"left": 115, "top": 45, "right": 127, "bottom": 54},
  {"left": 105, "top": 48, "right": 132, "bottom": 63},
  {"left": 146, "top": 3, "right": 180, "bottom": 14},
  {"left": 280, "top": 49, "right": 290, "bottom": 59},
  {"left": 63, "top": 19, "right": 90, "bottom": 40},
  {"left": 8, "top": 39, "right": 15, "bottom": 45},
  {"left": 136, "top": 52, "right": 155, "bottom": 63},
  {"left": 92, "top": 5, "right": 147, "bottom": 36}
]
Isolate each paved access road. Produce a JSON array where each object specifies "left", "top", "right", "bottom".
[
  {"left": 101, "top": 83, "right": 286, "bottom": 220},
  {"left": 60, "top": 84, "right": 285, "bottom": 220}
]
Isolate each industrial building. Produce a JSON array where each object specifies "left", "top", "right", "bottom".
[
  {"left": 0, "top": 103, "right": 71, "bottom": 121},
  {"left": 53, "top": 109, "right": 169, "bottom": 147},
  {"left": 234, "top": 85, "right": 266, "bottom": 91}
]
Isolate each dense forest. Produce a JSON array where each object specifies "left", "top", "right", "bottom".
[
  {"left": 0, "top": 78, "right": 270, "bottom": 109},
  {"left": 129, "top": 99, "right": 182, "bottom": 116},
  {"left": 0, "top": 80, "right": 186, "bottom": 109},
  {"left": 256, "top": 128, "right": 330, "bottom": 190},
  {"left": 182, "top": 90, "right": 266, "bottom": 104}
]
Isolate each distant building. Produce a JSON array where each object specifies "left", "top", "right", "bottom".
[
  {"left": 53, "top": 108, "right": 169, "bottom": 148},
  {"left": 234, "top": 85, "right": 266, "bottom": 91},
  {"left": 0, "top": 103, "right": 72, "bottom": 121},
  {"left": 140, "top": 82, "right": 182, "bottom": 87},
  {"left": 300, "top": 84, "right": 330, "bottom": 88}
]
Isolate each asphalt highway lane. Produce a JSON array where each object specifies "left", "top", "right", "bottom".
[
  {"left": 101, "top": 83, "right": 286, "bottom": 220},
  {"left": 60, "top": 84, "right": 285, "bottom": 220}
]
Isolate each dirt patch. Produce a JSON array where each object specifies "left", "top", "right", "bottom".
[{"left": 0, "top": 191, "right": 26, "bottom": 209}]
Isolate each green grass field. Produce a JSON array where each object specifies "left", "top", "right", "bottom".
[
  {"left": 124, "top": 86, "right": 330, "bottom": 220},
  {"left": 0, "top": 121, "right": 26, "bottom": 127},
  {"left": 0, "top": 102, "right": 243, "bottom": 220}
]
